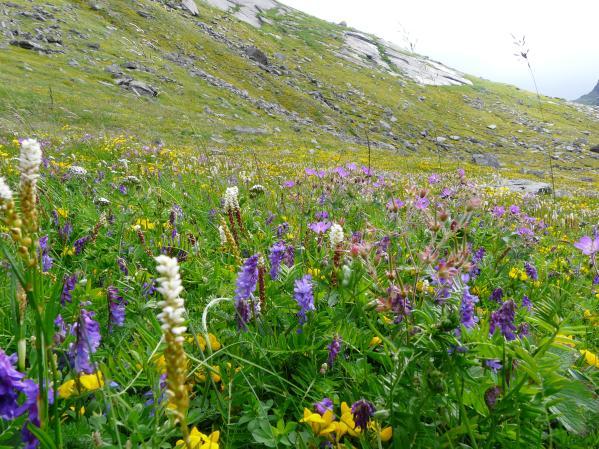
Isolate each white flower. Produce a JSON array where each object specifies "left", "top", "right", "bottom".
[
  {"left": 218, "top": 225, "right": 226, "bottom": 245},
  {"left": 122, "top": 175, "right": 141, "bottom": 185},
  {"left": 19, "top": 138, "right": 42, "bottom": 181},
  {"left": 329, "top": 223, "right": 344, "bottom": 248},
  {"left": 94, "top": 197, "right": 111, "bottom": 206},
  {"left": 0, "top": 177, "right": 13, "bottom": 202},
  {"left": 68, "top": 165, "right": 88, "bottom": 178},
  {"left": 239, "top": 171, "right": 251, "bottom": 183},
  {"left": 155, "top": 255, "right": 186, "bottom": 342},
  {"left": 223, "top": 186, "right": 239, "bottom": 212}
]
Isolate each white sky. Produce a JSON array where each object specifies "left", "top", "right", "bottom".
[{"left": 278, "top": 0, "right": 598, "bottom": 100}]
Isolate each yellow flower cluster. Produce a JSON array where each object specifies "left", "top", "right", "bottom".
[
  {"left": 58, "top": 372, "right": 104, "bottom": 398},
  {"left": 176, "top": 427, "right": 219, "bottom": 449},
  {"left": 300, "top": 402, "right": 392, "bottom": 443},
  {"left": 508, "top": 267, "right": 528, "bottom": 281}
]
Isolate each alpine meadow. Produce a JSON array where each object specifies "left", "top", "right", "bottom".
[{"left": 0, "top": 1, "right": 598, "bottom": 448}]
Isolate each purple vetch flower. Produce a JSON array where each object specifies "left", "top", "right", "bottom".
[
  {"left": 485, "top": 386, "right": 501, "bottom": 409},
  {"left": 54, "top": 315, "right": 67, "bottom": 345},
  {"left": 38, "top": 236, "right": 53, "bottom": 272},
  {"left": 60, "top": 274, "right": 77, "bottom": 305},
  {"left": 460, "top": 286, "right": 479, "bottom": 329},
  {"left": 118, "top": 184, "right": 127, "bottom": 195},
  {"left": 490, "top": 287, "right": 503, "bottom": 303},
  {"left": 314, "top": 210, "right": 329, "bottom": 220},
  {"left": 351, "top": 399, "right": 375, "bottom": 430},
  {"left": 58, "top": 222, "right": 73, "bottom": 242},
  {"left": 524, "top": 262, "right": 538, "bottom": 280},
  {"left": 308, "top": 221, "right": 331, "bottom": 234},
  {"left": 518, "top": 322, "right": 530, "bottom": 337},
  {"left": 484, "top": 359, "right": 502, "bottom": 373},
  {"left": 327, "top": 335, "right": 341, "bottom": 367},
  {"left": 74, "top": 236, "right": 91, "bottom": 255},
  {"left": 293, "top": 274, "right": 314, "bottom": 326},
  {"left": 276, "top": 222, "right": 289, "bottom": 238},
  {"left": 284, "top": 245, "right": 295, "bottom": 267},
  {"left": 117, "top": 257, "right": 128, "bottom": 276},
  {"left": 573, "top": 235, "right": 599, "bottom": 256},
  {"left": 0, "top": 349, "right": 28, "bottom": 419},
  {"left": 234, "top": 255, "right": 259, "bottom": 330},
  {"left": 268, "top": 241, "right": 286, "bottom": 280},
  {"left": 107, "top": 286, "right": 126, "bottom": 329},
  {"left": 521, "top": 295, "right": 533, "bottom": 311},
  {"left": 314, "top": 398, "right": 334, "bottom": 415},
  {"left": 69, "top": 308, "right": 102, "bottom": 373},
  {"left": 489, "top": 300, "right": 517, "bottom": 341},
  {"left": 142, "top": 280, "right": 157, "bottom": 298},
  {"left": 265, "top": 212, "right": 275, "bottom": 225}
]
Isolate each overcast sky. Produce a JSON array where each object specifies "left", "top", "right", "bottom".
[{"left": 278, "top": 0, "right": 598, "bottom": 100}]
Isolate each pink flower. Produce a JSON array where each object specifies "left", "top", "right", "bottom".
[{"left": 574, "top": 236, "right": 599, "bottom": 256}]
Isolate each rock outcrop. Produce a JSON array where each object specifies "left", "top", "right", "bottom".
[{"left": 575, "top": 80, "right": 599, "bottom": 106}]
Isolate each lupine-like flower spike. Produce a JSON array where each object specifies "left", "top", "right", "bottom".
[
  {"left": 329, "top": 223, "right": 344, "bottom": 248},
  {"left": 154, "top": 255, "right": 190, "bottom": 428},
  {"left": 18, "top": 139, "right": 42, "bottom": 238},
  {"left": 0, "top": 176, "right": 13, "bottom": 205}
]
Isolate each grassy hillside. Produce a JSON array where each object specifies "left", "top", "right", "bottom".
[{"left": 0, "top": 0, "right": 597, "bottom": 194}]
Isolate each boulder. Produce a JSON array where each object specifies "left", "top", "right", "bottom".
[
  {"left": 10, "top": 39, "right": 46, "bottom": 52},
  {"left": 116, "top": 79, "right": 158, "bottom": 97},
  {"left": 500, "top": 179, "right": 552, "bottom": 195},
  {"left": 245, "top": 46, "right": 268, "bottom": 65},
  {"left": 232, "top": 126, "right": 269, "bottom": 135},
  {"left": 471, "top": 153, "right": 500, "bottom": 168},
  {"left": 590, "top": 144, "right": 599, "bottom": 154},
  {"left": 182, "top": 0, "right": 199, "bottom": 15}
]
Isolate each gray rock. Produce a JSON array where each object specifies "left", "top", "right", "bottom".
[
  {"left": 182, "top": 0, "right": 199, "bottom": 15},
  {"left": 471, "top": 153, "right": 500, "bottom": 168},
  {"left": 590, "top": 145, "right": 599, "bottom": 154},
  {"left": 499, "top": 179, "right": 552, "bottom": 195},
  {"left": 487, "top": 124, "right": 497, "bottom": 130},
  {"left": 379, "top": 120, "right": 391, "bottom": 131},
  {"left": 232, "top": 126, "right": 269, "bottom": 135},
  {"left": 449, "top": 135, "right": 460, "bottom": 141},
  {"left": 245, "top": 46, "right": 268, "bottom": 65},
  {"left": 9, "top": 40, "right": 46, "bottom": 52},
  {"left": 116, "top": 79, "right": 158, "bottom": 97}
]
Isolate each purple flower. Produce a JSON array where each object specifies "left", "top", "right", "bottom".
[
  {"left": 524, "top": 262, "right": 538, "bottom": 280},
  {"left": 314, "top": 210, "right": 329, "bottom": 220},
  {"left": 351, "top": 399, "right": 375, "bottom": 430},
  {"left": 59, "top": 222, "right": 73, "bottom": 242},
  {"left": 0, "top": 349, "right": 27, "bottom": 419},
  {"left": 414, "top": 197, "right": 430, "bottom": 210},
  {"left": 489, "top": 300, "right": 517, "bottom": 341},
  {"left": 117, "top": 257, "right": 128, "bottom": 276},
  {"left": 492, "top": 206, "right": 505, "bottom": 218},
  {"left": 440, "top": 187, "right": 454, "bottom": 198},
  {"left": 386, "top": 198, "right": 405, "bottom": 212},
  {"left": 490, "top": 287, "right": 503, "bottom": 303},
  {"left": 294, "top": 275, "right": 314, "bottom": 326},
  {"left": 428, "top": 174, "right": 440, "bottom": 184},
  {"left": 234, "top": 255, "right": 259, "bottom": 330},
  {"left": 390, "top": 288, "right": 412, "bottom": 324},
  {"left": 521, "top": 295, "right": 533, "bottom": 311},
  {"left": 142, "top": 280, "right": 157, "bottom": 298},
  {"left": 327, "top": 335, "right": 341, "bottom": 367},
  {"left": 334, "top": 166, "right": 349, "bottom": 178},
  {"left": 517, "top": 227, "right": 534, "bottom": 237},
  {"left": 573, "top": 235, "right": 599, "bottom": 256},
  {"left": 38, "top": 236, "right": 53, "bottom": 272},
  {"left": 74, "top": 236, "right": 90, "bottom": 255},
  {"left": 460, "top": 287, "right": 479, "bottom": 329},
  {"left": 282, "top": 180, "right": 295, "bottom": 188},
  {"left": 314, "top": 398, "right": 334, "bottom": 415},
  {"left": 485, "top": 386, "right": 501, "bottom": 409},
  {"left": 119, "top": 184, "right": 127, "bottom": 195},
  {"left": 60, "top": 274, "right": 77, "bottom": 305},
  {"left": 268, "top": 241, "right": 286, "bottom": 280},
  {"left": 54, "top": 315, "right": 67, "bottom": 345},
  {"left": 69, "top": 308, "right": 102, "bottom": 373},
  {"left": 484, "top": 359, "right": 502, "bottom": 373},
  {"left": 308, "top": 221, "right": 331, "bottom": 234},
  {"left": 276, "top": 222, "right": 289, "bottom": 238},
  {"left": 107, "top": 286, "right": 126, "bottom": 329},
  {"left": 457, "top": 168, "right": 465, "bottom": 177},
  {"left": 509, "top": 205, "right": 520, "bottom": 215}
]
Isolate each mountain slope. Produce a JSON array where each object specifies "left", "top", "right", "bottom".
[
  {"left": 576, "top": 80, "right": 599, "bottom": 106},
  {"left": 0, "top": 0, "right": 597, "bottom": 189}
]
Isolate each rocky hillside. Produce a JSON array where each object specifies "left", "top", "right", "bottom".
[
  {"left": 0, "top": 0, "right": 598, "bottom": 190},
  {"left": 576, "top": 80, "right": 599, "bottom": 106}
]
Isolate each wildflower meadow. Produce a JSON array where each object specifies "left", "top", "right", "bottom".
[{"left": 0, "top": 135, "right": 598, "bottom": 449}]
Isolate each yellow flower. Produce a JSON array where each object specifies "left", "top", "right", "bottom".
[
  {"left": 368, "top": 421, "right": 393, "bottom": 442},
  {"left": 337, "top": 402, "right": 360, "bottom": 438},
  {"left": 580, "top": 350, "right": 599, "bottom": 369},
  {"left": 195, "top": 365, "right": 222, "bottom": 383},
  {"left": 555, "top": 334, "right": 576, "bottom": 348},
  {"left": 58, "top": 372, "right": 104, "bottom": 399},
  {"left": 300, "top": 409, "right": 336, "bottom": 437},
  {"left": 189, "top": 333, "right": 222, "bottom": 352},
  {"left": 177, "top": 427, "right": 220, "bottom": 449},
  {"left": 509, "top": 268, "right": 518, "bottom": 279},
  {"left": 56, "top": 208, "right": 68, "bottom": 218},
  {"left": 369, "top": 336, "right": 382, "bottom": 348},
  {"left": 62, "top": 246, "right": 75, "bottom": 256},
  {"left": 519, "top": 272, "right": 528, "bottom": 282},
  {"left": 134, "top": 218, "right": 155, "bottom": 230}
]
